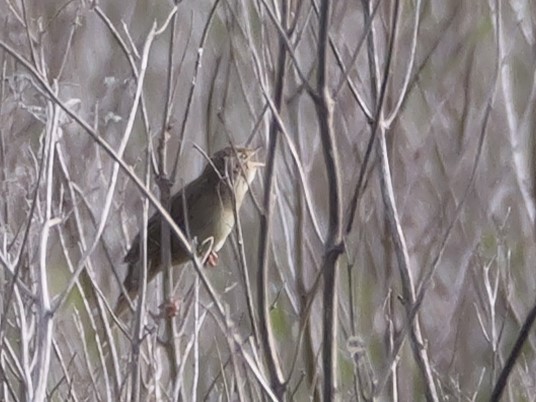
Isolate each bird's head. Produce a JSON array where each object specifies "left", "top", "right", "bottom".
[{"left": 205, "top": 146, "right": 263, "bottom": 203}]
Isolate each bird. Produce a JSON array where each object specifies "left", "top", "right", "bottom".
[{"left": 115, "top": 146, "right": 263, "bottom": 315}]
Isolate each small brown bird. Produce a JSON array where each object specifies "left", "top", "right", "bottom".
[{"left": 115, "top": 146, "right": 263, "bottom": 315}]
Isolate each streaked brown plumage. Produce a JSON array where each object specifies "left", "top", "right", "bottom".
[{"left": 115, "top": 147, "right": 262, "bottom": 315}]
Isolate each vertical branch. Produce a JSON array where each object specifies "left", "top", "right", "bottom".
[
  {"left": 314, "top": 1, "right": 344, "bottom": 400},
  {"left": 34, "top": 218, "right": 59, "bottom": 401},
  {"left": 157, "top": 9, "right": 179, "bottom": 361},
  {"left": 369, "top": 0, "right": 439, "bottom": 399},
  {"left": 361, "top": 0, "right": 380, "bottom": 105},
  {"left": 34, "top": 94, "right": 62, "bottom": 401},
  {"left": 233, "top": 205, "right": 261, "bottom": 343},
  {"left": 170, "top": 0, "right": 223, "bottom": 179},
  {"left": 377, "top": 125, "right": 439, "bottom": 401},
  {"left": 256, "top": 1, "right": 288, "bottom": 398},
  {"left": 130, "top": 142, "right": 151, "bottom": 402},
  {"left": 147, "top": 6, "right": 184, "bottom": 388},
  {"left": 157, "top": 130, "right": 178, "bottom": 385}
]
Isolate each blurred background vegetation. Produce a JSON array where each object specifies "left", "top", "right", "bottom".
[{"left": 0, "top": 0, "right": 535, "bottom": 401}]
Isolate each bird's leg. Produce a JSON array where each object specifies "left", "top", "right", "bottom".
[
  {"left": 207, "top": 251, "right": 219, "bottom": 267},
  {"left": 158, "top": 297, "right": 180, "bottom": 318},
  {"left": 199, "top": 236, "right": 218, "bottom": 267}
]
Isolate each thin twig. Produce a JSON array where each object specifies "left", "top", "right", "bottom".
[{"left": 314, "top": 0, "right": 344, "bottom": 399}]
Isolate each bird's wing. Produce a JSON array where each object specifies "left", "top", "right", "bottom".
[
  {"left": 123, "top": 176, "right": 209, "bottom": 264},
  {"left": 169, "top": 175, "right": 213, "bottom": 233},
  {"left": 123, "top": 211, "right": 164, "bottom": 264}
]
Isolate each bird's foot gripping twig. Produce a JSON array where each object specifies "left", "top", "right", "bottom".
[
  {"left": 206, "top": 251, "right": 219, "bottom": 267},
  {"left": 198, "top": 236, "right": 219, "bottom": 267},
  {"left": 158, "top": 297, "right": 180, "bottom": 318}
]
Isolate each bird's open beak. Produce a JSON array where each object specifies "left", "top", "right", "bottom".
[{"left": 248, "top": 146, "right": 264, "bottom": 167}]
